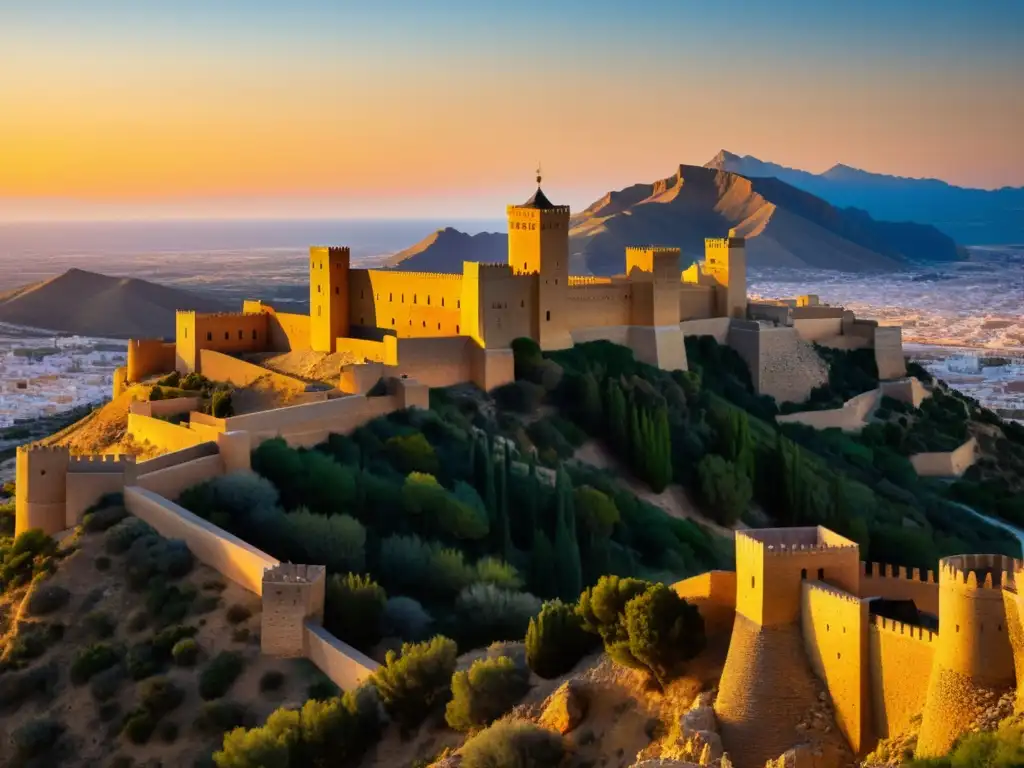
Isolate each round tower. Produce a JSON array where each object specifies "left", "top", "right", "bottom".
[
  {"left": 917, "top": 554, "right": 1018, "bottom": 757},
  {"left": 15, "top": 445, "right": 70, "bottom": 536}
]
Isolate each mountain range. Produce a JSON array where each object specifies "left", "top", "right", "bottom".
[
  {"left": 0, "top": 268, "right": 229, "bottom": 339},
  {"left": 706, "top": 150, "right": 1024, "bottom": 245},
  {"left": 391, "top": 163, "right": 967, "bottom": 275}
]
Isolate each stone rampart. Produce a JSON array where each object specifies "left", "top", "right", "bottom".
[
  {"left": 880, "top": 377, "right": 930, "bottom": 408},
  {"left": 672, "top": 570, "right": 737, "bottom": 636},
  {"left": 793, "top": 317, "right": 844, "bottom": 342},
  {"left": 135, "top": 455, "right": 224, "bottom": 500},
  {"left": 134, "top": 443, "right": 220, "bottom": 476},
  {"left": 874, "top": 326, "right": 907, "bottom": 380},
  {"left": 868, "top": 615, "right": 936, "bottom": 740},
  {"left": 679, "top": 317, "right": 731, "bottom": 342},
  {"left": 124, "top": 485, "right": 278, "bottom": 594},
  {"left": 66, "top": 470, "right": 130, "bottom": 528},
  {"left": 198, "top": 349, "right": 308, "bottom": 394},
  {"left": 800, "top": 581, "right": 871, "bottom": 753},
  {"left": 261, "top": 564, "right": 326, "bottom": 657},
  {"left": 304, "top": 623, "right": 380, "bottom": 690},
  {"left": 335, "top": 335, "right": 398, "bottom": 365},
  {"left": 392, "top": 336, "right": 473, "bottom": 388},
  {"left": 242, "top": 302, "right": 311, "bottom": 352},
  {"left": 859, "top": 562, "right": 939, "bottom": 616},
  {"left": 777, "top": 389, "right": 880, "bottom": 432},
  {"left": 128, "top": 339, "right": 176, "bottom": 382},
  {"left": 127, "top": 412, "right": 206, "bottom": 453},
  {"left": 910, "top": 437, "right": 978, "bottom": 478},
  {"left": 129, "top": 396, "right": 201, "bottom": 419}
]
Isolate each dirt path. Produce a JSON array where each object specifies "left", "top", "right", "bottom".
[{"left": 571, "top": 441, "right": 735, "bottom": 538}]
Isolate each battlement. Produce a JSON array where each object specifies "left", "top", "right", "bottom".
[
  {"left": 263, "top": 563, "right": 326, "bottom": 585},
  {"left": 310, "top": 246, "right": 351, "bottom": 257},
  {"left": 706, "top": 236, "right": 746, "bottom": 248},
  {"left": 16, "top": 444, "right": 70, "bottom": 457},
  {"left": 871, "top": 614, "right": 937, "bottom": 643},
  {"left": 568, "top": 276, "right": 614, "bottom": 285},
  {"left": 507, "top": 204, "right": 571, "bottom": 215},
  {"left": 737, "top": 527, "right": 859, "bottom": 557},
  {"left": 863, "top": 561, "right": 937, "bottom": 584},
  {"left": 939, "top": 554, "right": 1021, "bottom": 591},
  {"left": 805, "top": 579, "right": 863, "bottom": 606},
  {"left": 625, "top": 246, "right": 682, "bottom": 256},
  {"left": 68, "top": 454, "right": 135, "bottom": 468}
]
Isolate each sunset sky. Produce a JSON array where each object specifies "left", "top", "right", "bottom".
[{"left": 2, "top": 0, "right": 1022, "bottom": 220}]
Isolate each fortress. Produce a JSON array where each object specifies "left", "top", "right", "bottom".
[
  {"left": 120, "top": 181, "right": 905, "bottom": 405},
  {"left": 676, "top": 527, "right": 1024, "bottom": 767}
]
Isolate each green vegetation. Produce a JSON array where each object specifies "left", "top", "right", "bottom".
[
  {"left": 525, "top": 599, "right": 597, "bottom": 679},
  {"left": 445, "top": 654, "right": 530, "bottom": 732},
  {"left": 460, "top": 719, "right": 565, "bottom": 768},
  {"left": 323, "top": 572, "right": 386, "bottom": 651},
  {"left": 907, "top": 725, "right": 1024, "bottom": 768},
  {"left": 199, "top": 651, "right": 245, "bottom": 700},
  {"left": 369, "top": 635, "right": 458, "bottom": 730}
]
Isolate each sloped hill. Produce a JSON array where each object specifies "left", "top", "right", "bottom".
[
  {"left": 387, "top": 164, "right": 964, "bottom": 275},
  {"left": 387, "top": 227, "right": 506, "bottom": 271},
  {"left": 707, "top": 149, "right": 1024, "bottom": 245},
  {"left": 0, "top": 268, "right": 229, "bottom": 339}
]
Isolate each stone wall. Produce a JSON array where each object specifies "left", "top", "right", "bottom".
[
  {"left": 261, "top": 564, "right": 326, "bottom": 657},
  {"left": 392, "top": 336, "right": 473, "bottom": 387},
  {"left": 874, "top": 326, "right": 907, "bottom": 381},
  {"left": 129, "top": 396, "right": 201, "bottom": 419},
  {"left": 910, "top": 437, "right": 978, "bottom": 478},
  {"left": 777, "top": 389, "right": 880, "bottom": 432},
  {"left": 304, "top": 623, "right": 380, "bottom": 691},
  {"left": 859, "top": 562, "right": 939, "bottom": 616},
  {"left": 880, "top": 377, "right": 930, "bottom": 409},
  {"left": 134, "top": 455, "right": 224, "bottom": 500},
  {"left": 679, "top": 316, "right": 731, "bottom": 343},
  {"left": 672, "top": 570, "right": 737, "bottom": 636},
  {"left": 134, "top": 443, "right": 220, "bottom": 476},
  {"left": 868, "top": 616, "right": 936, "bottom": 740},
  {"left": 800, "top": 581, "right": 871, "bottom": 753},
  {"left": 198, "top": 349, "right": 308, "bottom": 395},
  {"left": 793, "top": 317, "right": 844, "bottom": 342},
  {"left": 335, "top": 335, "right": 398, "bottom": 365},
  {"left": 127, "top": 412, "right": 206, "bottom": 453},
  {"left": 128, "top": 339, "right": 177, "bottom": 382},
  {"left": 65, "top": 469, "right": 130, "bottom": 528},
  {"left": 124, "top": 485, "right": 278, "bottom": 594}
]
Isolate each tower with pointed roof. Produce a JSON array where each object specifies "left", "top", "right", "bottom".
[{"left": 506, "top": 169, "right": 573, "bottom": 350}]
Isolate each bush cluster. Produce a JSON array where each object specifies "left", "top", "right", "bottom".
[
  {"left": 460, "top": 719, "right": 565, "bottom": 768},
  {"left": 70, "top": 642, "right": 123, "bottom": 685},
  {"left": 369, "top": 635, "right": 458, "bottom": 729},
  {"left": 199, "top": 651, "right": 245, "bottom": 700},
  {"left": 445, "top": 654, "right": 531, "bottom": 732},
  {"left": 323, "top": 573, "right": 386, "bottom": 652},
  {"left": 526, "top": 599, "right": 595, "bottom": 679}
]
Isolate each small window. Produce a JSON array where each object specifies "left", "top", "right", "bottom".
[
  {"left": 441, "top": 297, "right": 445, "bottom": 307},
  {"left": 391, "top": 318, "right": 395, "bottom": 325},
  {"left": 956, "top": 624, "right": 960, "bottom": 633},
  {"left": 389, "top": 292, "right": 393, "bottom": 301},
  {"left": 360, "top": 290, "right": 364, "bottom": 299},
  {"left": 422, "top": 320, "right": 426, "bottom": 328},
  {"left": 523, "top": 262, "right": 527, "bottom": 270},
  {"left": 206, "top": 332, "right": 212, "bottom": 341},
  {"left": 817, "top": 568, "right": 824, "bottom": 580},
  {"left": 826, "top": 624, "right": 830, "bottom": 632},
  {"left": 252, "top": 330, "right": 257, "bottom": 340},
  {"left": 224, "top": 331, "right": 229, "bottom": 340},
  {"left": 40, "top": 469, "right": 46, "bottom": 476},
  {"left": 546, "top": 310, "right": 551, "bottom": 321},
  {"left": 837, "top": 652, "right": 841, "bottom": 660},
  {"left": 427, "top": 295, "right": 431, "bottom": 305},
  {"left": 402, "top": 294, "right": 405, "bottom": 303},
  {"left": 335, "top": 287, "right": 339, "bottom": 295},
  {"left": 184, "top": 328, "right": 188, "bottom": 338},
  {"left": 457, "top": 300, "right": 461, "bottom": 309},
  {"left": 801, "top": 568, "right": 807, "bottom": 580},
  {"left": 238, "top": 330, "right": 243, "bottom": 340},
  {"left": 318, "top": 306, "right": 321, "bottom": 317},
  {"left": 751, "top": 576, "right": 755, "bottom": 589},
  {"left": 456, "top": 324, "right": 460, "bottom": 333},
  {"left": 521, "top": 300, "right": 525, "bottom": 308}
]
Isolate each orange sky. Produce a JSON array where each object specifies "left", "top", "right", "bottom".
[{"left": 2, "top": 2, "right": 1022, "bottom": 219}]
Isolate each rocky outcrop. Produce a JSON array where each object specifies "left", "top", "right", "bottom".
[{"left": 538, "top": 680, "right": 588, "bottom": 735}]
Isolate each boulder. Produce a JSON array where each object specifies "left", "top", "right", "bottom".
[
  {"left": 539, "top": 681, "right": 587, "bottom": 735},
  {"left": 681, "top": 705, "right": 717, "bottom": 738},
  {"left": 690, "top": 730, "right": 723, "bottom": 764}
]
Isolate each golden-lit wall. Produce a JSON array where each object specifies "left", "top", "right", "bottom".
[
  {"left": 129, "top": 396, "right": 201, "bottom": 419},
  {"left": 15, "top": 445, "right": 69, "bottom": 536},
  {"left": 198, "top": 349, "right": 308, "bottom": 394},
  {"left": 507, "top": 202, "right": 571, "bottom": 350},
  {"left": 127, "top": 412, "right": 206, "bottom": 453},
  {"left": 672, "top": 570, "right": 738, "bottom": 637},
  {"left": 65, "top": 461, "right": 132, "bottom": 528},
  {"left": 127, "top": 339, "right": 177, "bottom": 382},
  {"left": 565, "top": 282, "right": 632, "bottom": 328},
  {"left": 626, "top": 246, "right": 681, "bottom": 282},
  {"left": 393, "top": 337, "right": 473, "bottom": 387},
  {"left": 868, "top": 616, "right": 936, "bottom": 741},
  {"left": 310, "top": 246, "right": 350, "bottom": 352},
  {"left": 705, "top": 237, "right": 747, "bottom": 319},
  {"left": 305, "top": 623, "right": 380, "bottom": 690},
  {"left": 800, "top": 581, "right": 871, "bottom": 753},
  {"left": 135, "top": 454, "right": 224, "bottom": 500},
  {"left": 859, "top": 562, "right": 939, "bottom": 616},
  {"left": 461, "top": 263, "right": 533, "bottom": 348},
  {"left": 243, "top": 300, "right": 311, "bottom": 352},
  {"left": 349, "top": 269, "right": 463, "bottom": 338},
  {"left": 335, "top": 335, "right": 398, "bottom": 365},
  {"left": 176, "top": 311, "right": 270, "bottom": 373}
]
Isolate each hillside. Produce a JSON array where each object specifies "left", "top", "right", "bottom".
[
  {"left": 707, "top": 149, "right": 1024, "bottom": 245},
  {"left": 0, "top": 269, "right": 229, "bottom": 339},
  {"left": 389, "top": 165, "right": 965, "bottom": 275}
]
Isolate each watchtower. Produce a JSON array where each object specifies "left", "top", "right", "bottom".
[
  {"left": 507, "top": 172, "right": 572, "bottom": 350},
  {"left": 917, "top": 555, "right": 1018, "bottom": 756},
  {"left": 261, "top": 563, "right": 327, "bottom": 657},
  {"left": 704, "top": 233, "right": 747, "bottom": 319},
  {"left": 626, "top": 246, "right": 680, "bottom": 283},
  {"left": 310, "top": 246, "right": 351, "bottom": 353},
  {"left": 15, "top": 445, "right": 70, "bottom": 536}
]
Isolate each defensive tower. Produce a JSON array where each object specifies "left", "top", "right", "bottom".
[
  {"left": 704, "top": 233, "right": 747, "bottom": 319},
  {"left": 507, "top": 170, "right": 572, "bottom": 350},
  {"left": 261, "top": 563, "right": 326, "bottom": 657},
  {"left": 310, "top": 246, "right": 351, "bottom": 353},
  {"left": 15, "top": 445, "right": 70, "bottom": 536},
  {"left": 917, "top": 555, "right": 1018, "bottom": 756}
]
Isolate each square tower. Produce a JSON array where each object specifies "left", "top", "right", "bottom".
[
  {"left": 704, "top": 235, "right": 747, "bottom": 319},
  {"left": 310, "top": 246, "right": 351, "bottom": 353},
  {"left": 626, "top": 246, "right": 681, "bottom": 283},
  {"left": 261, "top": 563, "right": 326, "bottom": 657},
  {"left": 507, "top": 186, "right": 572, "bottom": 350}
]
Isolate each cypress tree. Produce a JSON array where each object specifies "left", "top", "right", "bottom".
[
  {"left": 523, "top": 452, "right": 539, "bottom": 548},
  {"left": 529, "top": 530, "right": 557, "bottom": 598},
  {"left": 483, "top": 433, "right": 497, "bottom": 528},
  {"left": 629, "top": 401, "right": 642, "bottom": 473},
  {"left": 579, "top": 371, "right": 603, "bottom": 433},
  {"left": 553, "top": 468, "right": 582, "bottom": 601},
  {"left": 498, "top": 439, "right": 513, "bottom": 560}
]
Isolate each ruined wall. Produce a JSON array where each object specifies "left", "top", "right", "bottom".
[
  {"left": 868, "top": 616, "right": 936, "bottom": 741},
  {"left": 127, "top": 413, "right": 206, "bottom": 453},
  {"left": 127, "top": 339, "right": 177, "bottom": 382},
  {"left": 304, "top": 622, "right": 380, "bottom": 690},
  {"left": 129, "top": 396, "right": 201, "bottom": 419},
  {"left": 672, "top": 570, "right": 737, "bottom": 636},
  {"left": 859, "top": 562, "right": 939, "bottom": 616},
  {"left": 910, "top": 438, "right": 978, "bottom": 478},
  {"left": 776, "top": 389, "right": 880, "bottom": 432},
  {"left": 800, "top": 581, "right": 871, "bottom": 753},
  {"left": 198, "top": 349, "right": 308, "bottom": 395},
  {"left": 678, "top": 285, "right": 717, "bottom": 321},
  {"left": 113, "top": 366, "right": 128, "bottom": 399},
  {"left": 349, "top": 269, "right": 464, "bottom": 338},
  {"left": 874, "top": 326, "right": 906, "bottom": 380},
  {"left": 134, "top": 455, "right": 224, "bottom": 500},
  {"left": 124, "top": 485, "right": 278, "bottom": 595}
]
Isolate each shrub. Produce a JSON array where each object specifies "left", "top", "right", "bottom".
[
  {"left": 378, "top": 534, "right": 433, "bottom": 596},
  {"left": 402, "top": 473, "right": 488, "bottom": 541},
  {"left": 231, "top": 627, "right": 250, "bottom": 643},
  {"left": 307, "top": 676, "right": 340, "bottom": 702},
  {"left": 474, "top": 557, "right": 523, "bottom": 590},
  {"left": 194, "top": 700, "right": 250, "bottom": 736},
  {"left": 323, "top": 573, "right": 386, "bottom": 652},
  {"left": 905, "top": 724, "right": 1024, "bottom": 768},
  {"left": 445, "top": 655, "right": 531, "bottom": 732},
  {"left": 200, "top": 651, "right": 245, "bottom": 700},
  {"left": 225, "top": 603, "right": 252, "bottom": 625},
  {"left": 211, "top": 389, "right": 234, "bottom": 418},
  {"left": 84, "top": 610, "right": 116, "bottom": 639},
  {"left": 369, "top": 635, "right": 458, "bottom": 729},
  {"left": 461, "top": 720, "right": 565, "bottom": 768},
  {"left": 122, "top": 707, "right": 157, "bottom": 744},
  {"left": 279, "top": 509, "right": 366, "bottom": 574},
  {"left": 89, "top": 665, "right": 125, "bottom": 701},
  {"left": 95, "top": 555, "right": 112, "bottom": 571},
  {"left": 158, "top": 371, "right": 180, "bottom": 387},
  {"left": 381, "top": 596, "right": 434, "bottom": 642},
  {"left": 140, "top": 676, "right": 185, "bottom": 718},
  {"left": 0, "top": 529, "right": 58, "bottom": 590},
  {"left": 453, "top": 583, "right": 542, "bottom": 650},
  {"left": 24, "top": 582, "right": 69, "bottom": 617},
  {"left": 0, "top": 661, "right": 59, "bottom": 712},
  {"left": 83, "top": 505, "right": 128, "bottom": 533},
  {"left": 12, "top": 717, "right": 65, "bottom": 761},
  {"left": 127, "top": 609, "right": 149, "bottom": 633},
  {"left": 124, "top": 533, "right": 193, "bottom": 590},
  {"left": 386, "top": 432, "right": 440, "bottom": 475},
  {"left": 71, "top": 642, "right": 122, "bottom": 685},
  {"left": 526, "top": 599, "right": 595, "bottom": 679},
  {"left": 194, "top": 593, "right": 221, "bottom": 614},
  {"left": 696, "top": 455, "right": 752, "bottom": 526},
  {"left": 5, "top": 621, "right": 64, "bottom": 664},
  {"left": 259, "top": 670, "right": 285, "bottom": 694},
  {"left": 213, "top": 687, "right": 383, "bottom": 767},
  {"left": 105, "top": 518, "right": 152, "bottom": 555},
  {"left": 172, "top": 637, "right": 199, "bottom": 666}
]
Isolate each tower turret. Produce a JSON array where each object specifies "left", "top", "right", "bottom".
[
  {"left": 15, "top": 445, "right": 70, "bottom": 536},
  {"left": 507, "top": 171, "right": 572, "bottom": 350},
  {"left": 704, "top": 233, "right": 747, "bottom": 319},
  {"left": 310, "top": 246, "right": 351, "bottom": 353},
  {"left": 917, "top": 555, "right": 1018, "bottom": 756}
]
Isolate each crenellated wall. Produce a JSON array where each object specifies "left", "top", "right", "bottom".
[
  {"left": 859, "top": 562, "right": 939, "bottom": 616},
  {"left": 349, "top": 268, "right": 464, "bottom": 339},
  {"left": 242, "top": 301, "right": 311, "bottom": 352},
  {"left": 868, "top": 615, "right": 936, "bottom": 740},
  {"left": 261, "top": 563, "right": 326, "bottom": 657},
  {"left": 175, "top": 310, "right": 270, "bottom": 373}
]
